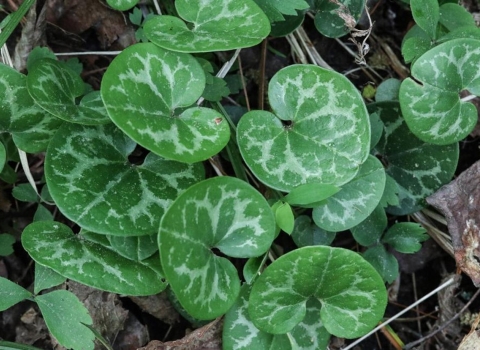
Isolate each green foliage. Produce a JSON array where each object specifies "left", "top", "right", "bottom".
[
  {"left": 1, "top": 0, "right": 475, "bottom": 347},
  {"left": 0, "top": 233, "right": 15, "bottom": 256}
]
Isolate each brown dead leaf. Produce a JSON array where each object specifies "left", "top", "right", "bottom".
[
  {"left": 130, "top": 292, "right": 180, "bottom": 326},
  {"left": 138, "top": 318, "right": 223, "bottom": 350},
  {"left": 426, "top": 160, "right": 480, "bottom": 287},
  {"left": 46, "top": 0, "right": 135, "bottom": 49},
  {"left": 458, "top": 313, "right": 480, "bottom": 350}
]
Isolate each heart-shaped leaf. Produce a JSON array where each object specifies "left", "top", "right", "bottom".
[
  {"left": 237, "top": 64, "right": 370, "bottom": 192},
  {"left": 223, "top": 283, "right": 330, "bottom": 350},
  {"left": 410, "top": 0, "right": 439, "bottom": 40},
  {"left": 107, "top": 0, "right": 139, "bottom": 11},
  {"left": 143, "top": 0, "right": 270, "bottom": 52},
  {"left": 159, "top": 176, "right": 276, "bottom": 320},
  {"left": 400, "top": 38, "right": 480, "bottom": 144},
  {"left": 22, "top": 221, "right": 167, "bottom": 295},
  {"left": 313, "top": 155, "right": 386, "bottom": 231},
  {"left": 248, "top": 246, "right": 387, "bottom": 338},
  {"left": 0, "top": 64, "right": 62, "bottom": 152},
  {"left": 101, "top": 43, "right": 230, "bottom": 163},
  {"left": 27, "top": 59, "right": 110, "bottom": 125},
  {"left": 36, "top": 290, "right": 95, "bottom": 350},
  {"left": 370, "top": 102, "right": 458, "bottom": 215},
  {"left": 45, "top": 122, "right": 204, "bottom": 235},
  {"left": 363, "top": 245, "right": 399, "bottom": 284},
  {"left": 350, "top": 205, "right": 387, "bottom": 247},
  {"left": 310, "top": 0, "right": 365, "bottom": 38}
]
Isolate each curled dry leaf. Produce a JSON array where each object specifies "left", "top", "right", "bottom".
[{"left": 426, "top": 160, "right": 480, "bottom": 286}]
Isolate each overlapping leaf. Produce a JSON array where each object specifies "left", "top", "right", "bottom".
[
  {"left": 159, "top": 176, "right": 276, "bottom": 320},
  {"left": 313, "top": 155, "right": 386, "bottom": 231},
  {"left": 108, "top": 234, "right": 158, "bottom": 261},
  {"left": 27, "top": 59, "right": 110, "bottom": 125},
  {"left": 400, "top": 38, "right": 480, "bottom": 144},
  {"left": 309, "top": 0, "right": 365, "bottom": 38},
  {"left": 370, "top": 102, "right": 458, "bottom": 215},
  {"left": 45, "top": 122, "right": 204, "bottom": 235},
  {"left": 223, "top": 284, "right": 330, "bottom": 350},
  {"left": 22, "top": 221, "right": 167, "bottom": 295},
  {"left": 248, "top": 246, "right": 387, "bottom": 338},
  {"left": 143, "top": 0, "right": 270, "bottom": 52},
  {"left": 0, "top": 64, "right": 62, "bottom": 152},
  {"left": 101, "top": 43, "right": 230, "bottom": 163},
  {"left": 237, "top": 64, "right": 370, "bottom": 192}
]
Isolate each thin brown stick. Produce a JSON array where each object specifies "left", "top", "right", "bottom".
[
  {"left": 237, "top": 54, "right": 250, "bottom": 111},
  {"left": 404, "top": 287, "right": 480, "bottom": 349}
]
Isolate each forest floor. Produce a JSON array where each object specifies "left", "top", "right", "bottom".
[{"left": 1, "top": 0, "right": 480, "bottom": 349}]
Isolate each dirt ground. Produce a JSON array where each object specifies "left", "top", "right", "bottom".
[{"left": 1, "top": 0, "right": 480, "bottom": 349}]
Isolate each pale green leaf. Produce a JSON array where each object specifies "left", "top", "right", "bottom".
[
  {"left": 36, "top": 290, "right": 95, "bottom": 350},
  {"left": 284, "top": 182, "right": 340, "bottom": 207},
  {"left": 107, "top": 0, "right": 139, "bottom": 11},
  {"left": 275, "top": 202, "right": 294, "bottom": 234},
  {"left": 159, "top": 176, "right": 276, "bottom": 319},
  {"left": 376, "top": 78, "right": 401, "bottom": 102},
  {"left": 34, "top": 263, "right": 66, "bottom": 294},
  {"left": 0, "top": 276, "right": 31, "bottom": 311},
  {"left": 410, "top": 0, "right": 439, "bottom": 39},
  {"left": 12, "top": 183, "right": 38, "bottom": 203},
  {"left": 310, "top": 0, "right": 365, "bottom": 38},
  {"left": 439, "top": 3, "right": 475, "bottom": 32}
]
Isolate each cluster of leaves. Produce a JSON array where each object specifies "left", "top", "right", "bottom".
[{"left": 0, "top": 0, "right": 478, "bottom": 349}]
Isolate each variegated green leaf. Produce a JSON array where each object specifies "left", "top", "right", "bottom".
[
  {"left": 237, "top": 64, "right": 370, "bottom": 192},
  {"left": 101, "top": 43, "right": 230, "bottom": 163},
  {"left": 22, "top": 221, "right": 167, "bottom": 295},
  {"left": 309, "top": 0, "right": 365, "bottom": 38},
  {"left": 0, "top": 63, "right": 62, "bottom": 152},
  {"left": 143, "top": 0, "right": 270, "bottom": 52},
  {"left": 370, "top": 102, "right": 458, "bottom": 215},
  {"left": 223, "top": 284, "right": 330, "bottom": 350},
  {"left": 248, "top": 246, "right": 387, "bottom": 338},
  {"left": 313, "top": 155, "right": 386, "bottom": 231},
  {"left": 45, "top": 122, "right": 204, "bottom": 235},
  {"left": 159, "top": 176, "right": 276, "bottom": 320},
  {"left": 400, "top": 38, "right": 480, "bottom": 144},
  {"left": 27, "top": 59, "right": 110, "bottom": 125}
]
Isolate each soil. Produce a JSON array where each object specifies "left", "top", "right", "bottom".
[{"left": 1, "top": 0, "right": 480, "bottom": 349}]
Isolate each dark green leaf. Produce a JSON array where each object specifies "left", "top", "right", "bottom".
[{"left": 382, "top": 222, "right": 429, "bottom": 253}]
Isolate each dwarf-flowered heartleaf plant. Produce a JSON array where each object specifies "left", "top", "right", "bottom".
[
  {"left": 0, "top": 64, "right": 62, "bottom": 152},
  {"left": 159, "top": 176, "right": 276, "bottom": 320},
  {"left": 45, "top": 122, "right": 204, "bottom": 235},
  {"left": 27, "top": 59, "right": 110, "bottom": 125},
  {"left": 22, "top": 221, "right": 167, "bottom": 295},
  {"left": 248, "top": 246, "right": 387, "bottom": 338},
  {"left": 369, "top": 102, "right": 458, "bottom": 215},
  {"left": 400, "top": 38, "right": 480, "bottom": 145},
  {"left": 223, "top": 283, "right": 331, "bottom": 350},
  {"left": 143, "top": 0, "right": 271, "bottom": 53},
  {"left": 237, "top": 64, "right": 370, "bottom": 192},
  {"left": 101, "top": 43, "right": 230, "bottom": 163},
  {"left": 312, "top": 155, "right": 386, "bottom": 231}
]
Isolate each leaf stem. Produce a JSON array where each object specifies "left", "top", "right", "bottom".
[{"left": 461, "top": 94, "right": 477, "bottom": 102}]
